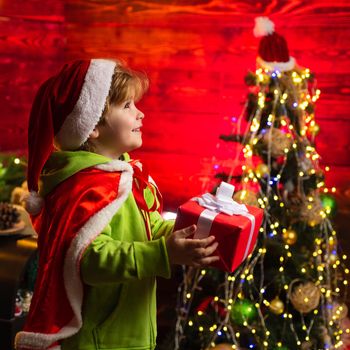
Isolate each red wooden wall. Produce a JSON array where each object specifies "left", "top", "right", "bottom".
[{"left": 0, "top": 0, "right": 350, "bottom": 211}]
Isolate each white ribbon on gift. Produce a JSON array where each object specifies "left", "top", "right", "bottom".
[{"left": 191, "top": 182, "right": 256, "bottom": 261}]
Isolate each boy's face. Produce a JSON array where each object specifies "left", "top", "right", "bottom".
[{"left": 93, "top": 97, "right": 144, "bottom": 157}]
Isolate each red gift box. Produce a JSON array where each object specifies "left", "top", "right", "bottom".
[{"left": 173, "top": 182, "right": 264, "bottom": 273}]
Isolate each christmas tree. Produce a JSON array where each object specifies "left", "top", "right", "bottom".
[{"left": 174, "top": 17, "right": 349, "bottom": 350}]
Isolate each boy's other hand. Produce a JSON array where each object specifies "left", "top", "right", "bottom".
[{"left": 166, "top": 224, "right": 220, "bottom": 267}]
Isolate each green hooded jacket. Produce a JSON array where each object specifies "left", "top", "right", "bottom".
[{"left": 39, "top": 150, "right": 175, "bottom": 350}]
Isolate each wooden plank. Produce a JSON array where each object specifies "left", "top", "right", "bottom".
[{"left": 0, "top": 0, "right": 349, "bottom": 209}]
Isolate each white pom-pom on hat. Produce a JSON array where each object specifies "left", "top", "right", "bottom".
[
  {"left": 254, "top": 17, "right": 275, "bottom": 37},
  {"left": 23, "top": 191, "right": 44, "bottom": 216}
]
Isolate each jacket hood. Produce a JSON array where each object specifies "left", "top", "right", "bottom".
[{"left": 39, "top": 150, "right": 131, "bottom": 197}]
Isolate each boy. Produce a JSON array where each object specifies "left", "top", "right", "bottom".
[{"left": 15, "top": 58, "right": 219, "bottom": 350}]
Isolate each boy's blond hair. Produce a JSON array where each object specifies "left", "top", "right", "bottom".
[{"left": 78, "top": 60, "right": 149, "bottom": 153}]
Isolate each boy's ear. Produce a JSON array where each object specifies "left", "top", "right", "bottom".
[{"left": 88, "top": 128, "right": 99, "bottom": 139}]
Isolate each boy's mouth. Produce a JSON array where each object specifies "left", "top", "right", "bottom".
[{"left": 132, "top": 126, "right": 142, "bottom": 133}]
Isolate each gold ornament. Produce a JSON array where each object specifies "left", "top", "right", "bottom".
[
  {"left": 289, "top": 193, "right": 324, "bottom": 226},
  {"left": 233, "top": 190, "right": 259, "bottom": 207},
  {"left": 268, "top": 297, "right": 284, "bottom": 315},
  {"left": 255, "top": 163, "right": 269, "bottom": 178},
  {"left": 262, "top": 128, "right": 293, "bottom": 158},
  {"left": 305, "top": 197, "right": 324, "bottom": 226},
  {"left": 288, "top": 281, "right": 321, "bottom": 314},
  {"left": 282, "top": 228, "right": 297, "bottom": 245}
]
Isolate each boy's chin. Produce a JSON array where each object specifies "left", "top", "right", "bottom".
[{"left": 127, "top": 140, "right": 142, "bottom": 152}]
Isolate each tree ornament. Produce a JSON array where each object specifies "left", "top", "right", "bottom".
[
  {"left": 303, "top": 195, "right": 324, "bottom": 226},
  {"left": 268, "top": 296, "right": 284, "bottom": 315},
  {"left": 287, "top": 193, "right": 324, "bottom": 226},
  {"left": 282, "top": 228, "right": 297, "bottom": 245},
  {"left": 288, "top": 281, "right": 321, "bottom": 314},
  {"left": 196, "top": 296, "right": 227, "bottom": 319},
  {"left": 320, "top": 193, "right": 337, "bottom": 217},
  {"left": 233, "top": 190, "right": 259, "bottom": 207},
  {"left": 230, "top": 299, "right": 258, "bottom": 325},
  {"left": 304, "top": 201, "right": 327, "bottom": 224},
  {"left": 255, "top": 163, "right": 269, "bottom": 178},
  {"left": 262, "top": 128, "right": 293, "bottom": 158},
  {"left": 275, "top": 155, "right": 286, "bottom": 166}
]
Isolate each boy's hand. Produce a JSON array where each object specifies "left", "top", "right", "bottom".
[{"left": 166, "top": 224, "right": 220, "bottom": 267}]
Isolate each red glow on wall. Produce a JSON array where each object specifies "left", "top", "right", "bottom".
[{"left": 0, "top": 1, "right": 349, "bottom": 210}]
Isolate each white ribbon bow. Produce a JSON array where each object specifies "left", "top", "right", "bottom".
[
  {"left": 193, "top": 182, "right": 248, "bottom": 216},
  {"left": 191, "top": 182, "right": 256, "bottom": 262}
]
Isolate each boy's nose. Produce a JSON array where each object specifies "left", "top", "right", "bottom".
[{"left": 137, "top": 111, "right": 145, "bottom": 120}]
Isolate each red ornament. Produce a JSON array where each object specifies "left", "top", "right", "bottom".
[{"left": 196, "top": 296, "right": 228, "bottom": 318}]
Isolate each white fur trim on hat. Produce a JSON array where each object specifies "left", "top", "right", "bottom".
[
  {"left": 257, "top": 55, "right": 296, "bottom": 72},
  {"left": 254, "top": 17, "right": 275, "bottom": 37},
  {"left": 23, "top": 191, "right": 45, "bottom": 216},
  {"left": 15, "top": 160, "right": 133, "bottom": 350},
  {"left": 54, "top": 59, "right": 117, "bottom": 151}
]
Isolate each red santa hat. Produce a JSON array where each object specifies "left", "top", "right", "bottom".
[
  {"left": 25, "top": 58, "right": 117, "bottom": 216},
  {"left": 254, "top": 17, "right": 296, "bottom": 72}
]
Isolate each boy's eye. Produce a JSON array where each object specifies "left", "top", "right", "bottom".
[{"left": 124, "top": 102, "right": 131, "bottom": 108}]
